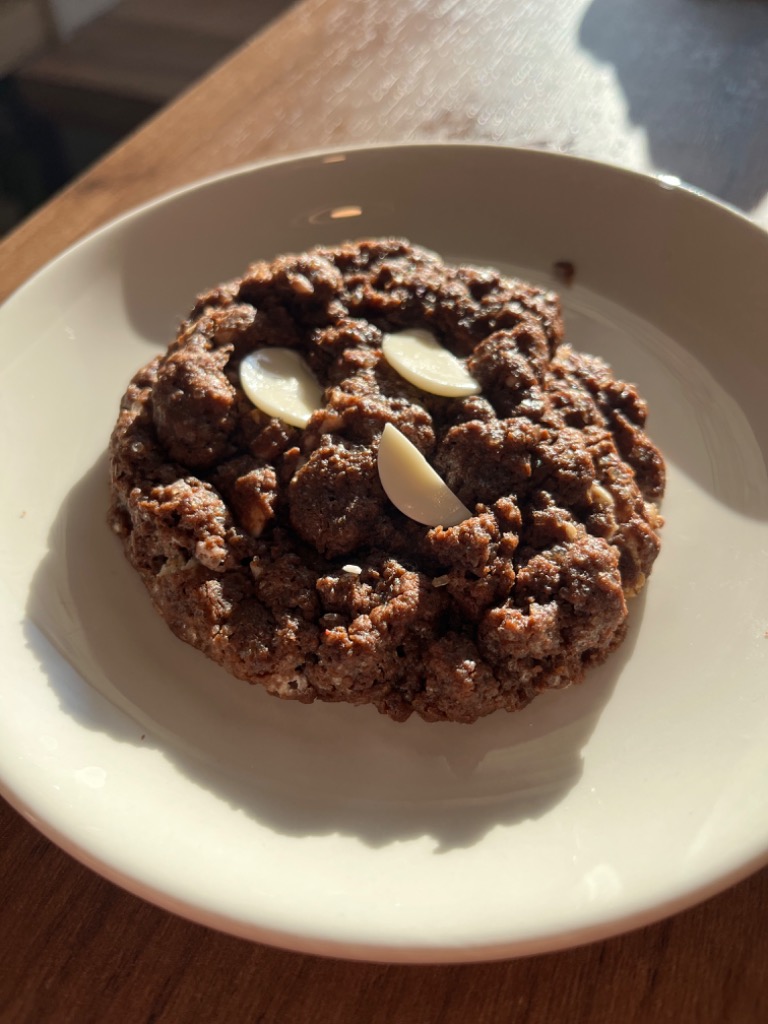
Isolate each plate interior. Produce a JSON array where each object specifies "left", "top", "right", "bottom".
[{"left": 1, "top": 146, "right": 767, "bottom": 961}]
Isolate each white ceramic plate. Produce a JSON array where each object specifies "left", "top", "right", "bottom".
[{"left": 1, "top": 145, "right": 767, "bottom": 963}]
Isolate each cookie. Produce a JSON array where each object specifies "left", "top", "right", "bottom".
[{"left": 108, "top": 239, "right": 664, "bottom": 723}]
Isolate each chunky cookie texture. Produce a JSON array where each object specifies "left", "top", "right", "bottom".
[{"left": 108, "top": 239, "right": 665, "bottom": 723}]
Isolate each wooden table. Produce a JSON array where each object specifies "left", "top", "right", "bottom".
[{"left": 2, "top": 0, "right": 767, "bottom": 1020}]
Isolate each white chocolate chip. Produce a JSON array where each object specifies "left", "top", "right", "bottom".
[
  {"left": 342, "top": 564, "right": 362, "bottom": 576},
  {"left": 382, "top": 328, "right": 480, "bottom": 398},
  {"left": 239, "top": 347, "right": 322, "bottom": 428},
  {"left": 377, "top": 423, "right": 472, "bottom": 528}
]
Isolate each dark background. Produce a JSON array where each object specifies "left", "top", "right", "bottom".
[{"left": 0, "top": 0, "right": 294, "bottom": 236}]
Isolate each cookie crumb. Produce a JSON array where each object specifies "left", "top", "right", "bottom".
[{"left": 553, "top": 260, "right": 576, "bottom": 286}]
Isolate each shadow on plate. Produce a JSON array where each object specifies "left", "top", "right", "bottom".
[{"left": 25, "top": 452, "right": 645, "bottom": 852}]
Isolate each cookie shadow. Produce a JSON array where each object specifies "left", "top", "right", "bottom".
[{"left": 24, "top": 452, "right": 645, "bottom": 852}]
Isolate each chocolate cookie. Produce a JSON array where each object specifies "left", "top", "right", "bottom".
[{"left": 108, "top": 239, "right": 664, "bottom": 723}]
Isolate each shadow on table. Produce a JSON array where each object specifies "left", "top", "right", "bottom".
[
  {"left": 579, "top": 0, "right": 768, "bottom": 213},
  {"left": 23, "top": 452, "right": 641, "bottom": 853}
]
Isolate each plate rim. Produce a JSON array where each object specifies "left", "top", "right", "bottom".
[
  {"left": 4, "top": 139, "right": 767, "bottom": 314},
  {"left": 1, "top": 141, "right": 768, "bottom": 963}
]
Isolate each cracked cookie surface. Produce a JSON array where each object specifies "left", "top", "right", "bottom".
[{"left": 108, "top": 239, "right": 664, "bottom": 723}]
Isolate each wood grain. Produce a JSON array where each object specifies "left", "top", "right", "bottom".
[
  {"left": 2, "top": 796, "right": 767, "bottom": 1024},
  {"left": 1, "top": 0, "right": 767, "bottom": 1020},
  {"left": 3, "top": 0, "right": 768, "bottom": 303}
]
